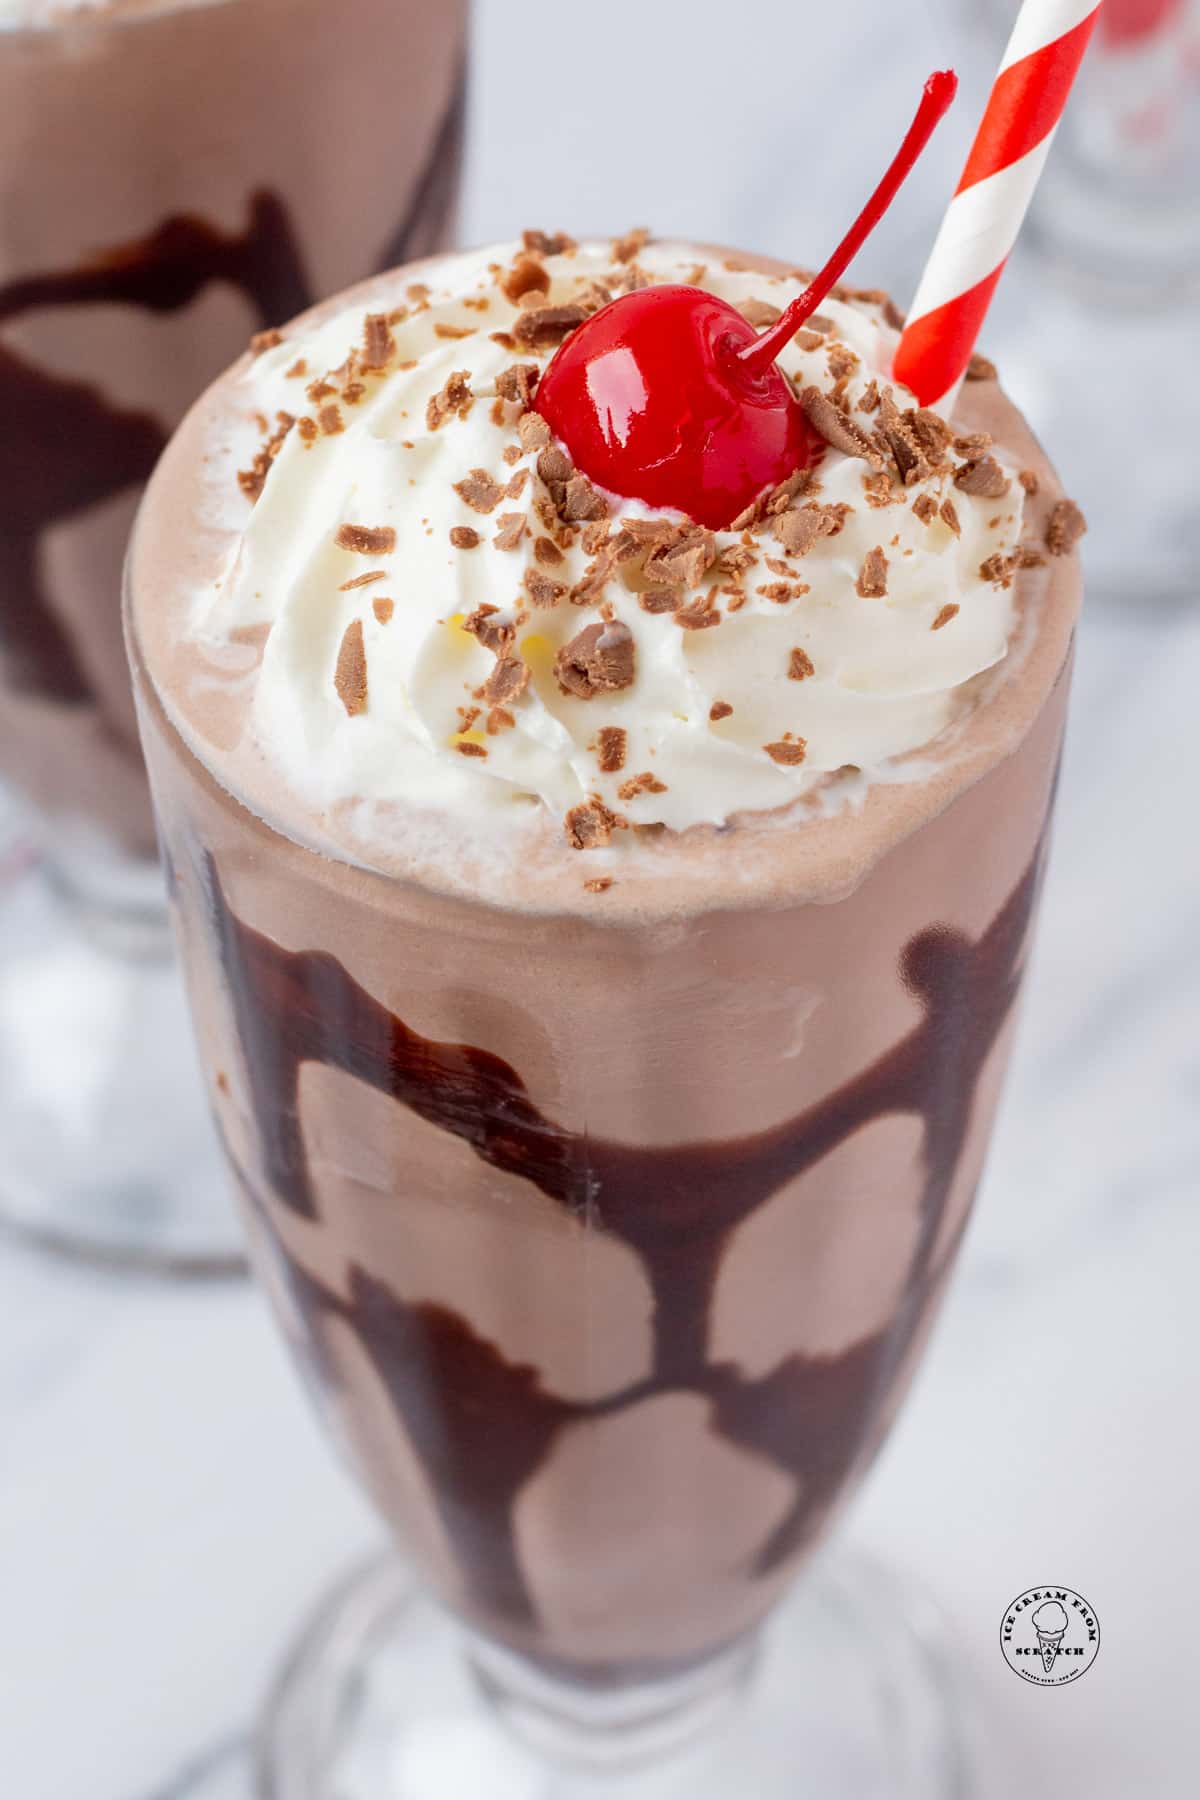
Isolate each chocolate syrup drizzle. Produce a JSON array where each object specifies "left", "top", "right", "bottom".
[
  {"left": 205, "top": 835, "right": 1047, "bottom": 1635},
  {"left": 0, "top": 193, "right": 312, "bottom": 704},
  {"left": 0, "top": 62, "right": 467, "bottom": 717}
]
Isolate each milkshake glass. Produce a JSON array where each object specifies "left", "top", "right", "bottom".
[
  {"left": 0, "top": 0, "right": 466, "bottom": 1264},
  {"left": 127, "top": 237, "right": 1082, "bottom": 1792}
]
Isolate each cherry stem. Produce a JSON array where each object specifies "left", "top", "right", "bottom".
[{"left": 737, "top": 69, "right": 958, "bottom": 380}]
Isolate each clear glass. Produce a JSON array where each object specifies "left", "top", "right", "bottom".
[
  {"left": 0, "top": 0, "right": 466, "bottom": 1266},
  {"left": 127, "top": 506, "right": 1072, "bottom": 1790}
]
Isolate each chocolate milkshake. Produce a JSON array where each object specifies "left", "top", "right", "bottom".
[
  {"left": 0, "top": 0, "right": 466, "bottom": 853},
  {"left": 127, "top": 237, "right": 1082, "bottom": 1677}
]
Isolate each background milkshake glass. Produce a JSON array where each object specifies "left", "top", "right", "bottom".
[
  {"left": 0, "top": 0, "right": 466, "bottom": 1266},
  {"left": 127, "top": 236, "right": 1082, "bottom": 1793}
]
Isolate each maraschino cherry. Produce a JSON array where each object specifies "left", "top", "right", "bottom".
[{"left": 536, "top": 70, "right": 957, "bottom": 530}]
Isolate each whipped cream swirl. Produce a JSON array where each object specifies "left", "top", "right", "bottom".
[{"left": 190, "top": 239, "right": 1024, "bottom": 844}]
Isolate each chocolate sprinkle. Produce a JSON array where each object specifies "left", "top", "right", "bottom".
[
  {"left": 334, "top": 620, "right": 368, "bottom": 716},
  {"left": 1045, "top": 498, "right": 1087, "bottom": 556},
  {"left": 513, "top": 304, "right": 588, "bottom": 351},
  {"left": 336, "top": 523, "right": 396, "bottom": 556},
  {"left": 953, "top": 455, "right": 1010, "bottom": 499},
  {"left": 855, "top": 547, "right": 888, "bottom": 598},
  {"left": 554, "top": 619, "right": 635, "bottom": 698},
  {"left": 799, "top": 386, "right": 885, "bottom": 467},
  {"left": 596, "top": 725, "right": 628, "bottom": 773}
]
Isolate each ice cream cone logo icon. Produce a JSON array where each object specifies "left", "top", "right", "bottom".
[
  {"left": 1032, "top": 1601, "right": 1069, "bottom": 1673},
  {"left": 1000, "top": 1586, "right": 1100, "bottom": 1686}
]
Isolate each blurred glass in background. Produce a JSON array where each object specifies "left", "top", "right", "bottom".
[{"left": 953, "top": 0, "right": 1200, "bottom": 603}]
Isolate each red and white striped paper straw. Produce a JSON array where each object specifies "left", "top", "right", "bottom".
[{"left": 892, "top": 0, "right": 1103, "bottom": 410}]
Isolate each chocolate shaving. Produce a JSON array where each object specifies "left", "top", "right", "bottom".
[
  {"left": 525, "top": 568, "right": 567, "bottom": 609},
  {"left": 372, "top": 597, "right": 394, "bottom": 624},
  {"left": 570, "top": 550, "right": 616, "bottom": 606},
  {"left": 1018, "top": 469, "right": 1040, "bottom": 497},
  {"left": 517, "top": 411, "right": 552, "bottom": 453},
  {"left": 536, "top": 443, "right": 573, "bottom": 486},
  {"left": 618, "top": 771, "right": 668, "bottom": 800},
  {"left": 954, "top": 455, "right": 1010, "bottom": 499},
  {"left": 877, "top": 393, "right": 931, "bottom": 484},
  {"left": 500, "top": 254, "right": 551, "bottom": 304},
  {"left": 1045, "top": 498, "right": 1087, "bottom": 556},
  {"left": 596, "top": 725, "right": 628, "bottom": 773},
  {"left": 644, "top": 526, "right": 717, "bottom": 590},
  {"left": 513, "top": 304, "right": 588, "bottom": 350},
  {"left": 462, "top": 604, "right": 513, "bottom": 654},
  {"left": 862, "top": 470, "right": 897, "bottom": 509},
  {"left": 564, "top": 797, "right": 618, "bottom": 850},
  {"left": 336, "top": 523, "right": 396, "bottom": 556},
  {"left": 454, "top": 469, "right": 505, "bottom": 514},
  {"left": 362, "top": 314, "right": 396, "bottom": 370},
  {"left": 911, "top": 493, "right": 937, "bottom": 524},
  {"left": 334, "top": 621, "right": 368, "bottom": 716},
  {"left": 237, "top": 411, "right": 295, "bottom": 504},
  {"left": 674, "top": 595, "right": 722, "bottom": 630},
  {"left": 980, "top": 552, "right": 1016, "bottom": 585},
  {"left": 319, "top": 404, "right": 344, "bottom": 436},
  {"left": 493, "top": 513, "right": 527, "bottom": 551},
  {"left": 758, "top": 580, "right": 809, "bottom": 605},
  {"left": 584, "top": 876, "right": 613, "bottom": 893},
  {"left": 482, "top": 656, "right": 530, "bottom": 705},
  {"left": 965, "top": 352, "right": 998, "bottom": 382},
  {"left": 764, "top": 738, "right": 807, "bottom": 766},
  {"left": 426, "top": 370, "right": 473, "bottom": 432},
  {"left": 613, "top": 226, "right": 650, "bottom": 264},
  {"left": 555, "top": 619, "right": 635, "bottom": 697},
  {"left": 773, "top": 501, "right": 846, "bottom": 556},
  {"left": 799, "top": 386, "right": 884, "bottom": 467},
  {"left": 523, "top": 229, "right": 575, "bottom": 256},
  {"left": 250, "top": 328, "right": 282, "bottom": 356},
  {"left": 939, "top": 498, "right": 961, "bottom": 537},
  {"left": 639, "top": 590, "right": 681, "bottom": 615},
  {"left": 561, "top": 474, "right": 608, "bottom": 522},
  {"left": 793, "top": 328, "right": 826, "bottom": 352},
  {"left": 931, "top": 603, "right": 959, "bottom": 631},
  {"left": 534, "top": 535, "right": 564, "bottom": 565},
  {"left": 827, "top": 342, "right": 859, "bottom": 382},
  {"left": 450, "top": 525, "right": 480, "bottom": 549},
  {"left": 341, "top": 570, "right": 386, "bottom": 590},
  {"left": 855, "top": 546, "right": 888, "bottom": 598},
  {"left": 1015, "top": 545, "right": 1047, "bottom": 569},
  {"left": 456, "top": 739, "right": 488, "bottom": 757},
  {"left": 496, "top": 363, "right": 540, "bottom": 408},
  {"left": 788, "top": 648, "right": 815, "bottom": 680},
  {"left": 709, "top": 700, "right": 733, "bottom": 721},
  {"left": 435, "top": 323, "right": 475, "bottom": 341}
]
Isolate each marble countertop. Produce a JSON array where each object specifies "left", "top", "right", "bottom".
[{"left": 2, "top": 6, "right": 1198, "bottom": 1796}]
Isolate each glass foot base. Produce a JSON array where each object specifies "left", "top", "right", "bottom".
[
  {"left": 257, "top": 1550, "right": 966, "bottom": 1800},
  {"left": 0, "top": 847, "right": 243, "bottom": 1274}
]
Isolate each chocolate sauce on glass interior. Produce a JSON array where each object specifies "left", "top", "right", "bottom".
[
  {"left": 0, "top": 193, "right": 312, "bottom": 704},
  {"left": 204, "top": 824, "right": 1049, "bottom": 1654},
  {"left": 0, "top": 53, "right": 466, "bottom": 715}
]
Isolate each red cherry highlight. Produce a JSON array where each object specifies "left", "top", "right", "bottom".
[
  {"left": 535, "top": 285, "right": 819, "bottom": 530},
  {"left": 536, "top": 69, "right": 957, "bottom": 530}
]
